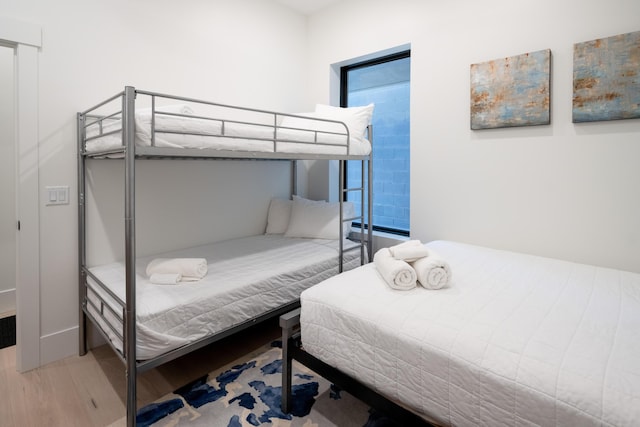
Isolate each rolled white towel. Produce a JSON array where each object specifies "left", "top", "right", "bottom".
[
  {"left": 388, "top": 240, "right": 430, "bottom": 262},
  {"left": 150, "top": 273, "right": 182, "bottom": 285},
  {"left": 373, "top": 248, "right": 417, "bottom": 291},
  {"left": 412, "top": 251, "right": 451, "bottom": 290},
  {"left": 146, "top": 258, "right": 208, "bottom": 281}
]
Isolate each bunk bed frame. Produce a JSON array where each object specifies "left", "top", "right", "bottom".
[{"left": 77, "top": 86, "right": 373, "bottom": 426}]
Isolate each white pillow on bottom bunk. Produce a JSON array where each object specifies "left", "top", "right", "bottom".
[
  {"left": 265, "top": 198, "right": 292, "bottom": 234},
  {"left": 284, "top": 195, "right": 354, "bottom": 240}
]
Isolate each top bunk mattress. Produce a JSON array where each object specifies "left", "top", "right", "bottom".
[
  {"left": 85, "top": 234, "right": 363, "bottom": 360},
  {"left": 300, "top": 240, "right": 640, "bottom": 427},
  {"left": 82, "top": 101, "right": 372, "bottom": 158}
]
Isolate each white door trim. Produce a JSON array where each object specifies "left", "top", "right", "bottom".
[{"left": 1, "top": 16, "right": 42, "bottom": 372}]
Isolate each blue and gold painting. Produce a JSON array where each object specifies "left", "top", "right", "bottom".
[
  {"left": 573, "top": 30, "right": 640, "bottom": 123},
  {"left": 470, "top": 49, "right": 551, "bottom": 130}
]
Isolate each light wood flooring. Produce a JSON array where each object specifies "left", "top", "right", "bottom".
[
  {"left": 0, "top": 309, "right": 16, "bottom": 319},
  {"left": 0, "top": 317, "right": 281, "bottom": 427}
]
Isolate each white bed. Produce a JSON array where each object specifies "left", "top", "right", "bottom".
[
  {"left": 86, "top": 234, "right": 363, "bottom": 360},
  {"left": 299, "top": 240, "right": 640, "bottom": 426},
  {"left": 83, "top": 104, "right": 372, "bottom": 156}
]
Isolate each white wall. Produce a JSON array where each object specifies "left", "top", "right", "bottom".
[
  {"left": 307, "top": 0, "right": 640, "bottom": 273},
  {"left": 0, "top": 46, "right": 15, "bottom": 315},
  {"left": 0, "top": 0, "right": 309, "bottom": 364},
  {"left": 85, "top": 160, "right": 292, "bottom": 265},
  {"left": 3, "top": 0, "right": 639, "bottom": 367}
]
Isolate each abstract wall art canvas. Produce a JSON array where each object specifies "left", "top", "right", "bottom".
[
  {"left": 572, "top": 30, "right": 640, "bottom": 123},
  {"left": 470, "top": 49, "right": 551, "bottom": 130}
]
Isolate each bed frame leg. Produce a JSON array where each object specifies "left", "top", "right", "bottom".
[
  {"left": 282, "top": 335, "right": 293, "bottom": 413},
  {"left": 280, "top": 309, "right": 301, "bottom": 413},
  {"left": 79, "top": 311, "right": 87, "bottom": 356}
]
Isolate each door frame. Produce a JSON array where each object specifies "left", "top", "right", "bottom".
[{"left": 0, "top": 16, "right": 42, "bottom": 372}]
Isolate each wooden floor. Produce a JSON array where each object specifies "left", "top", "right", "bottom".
[{"left": 0, "top": 318, "right": 281, "bottom": 427}]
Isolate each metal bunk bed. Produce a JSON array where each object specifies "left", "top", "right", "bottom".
[{"left": 76, "top": 86, "right": 373, "bottom": 427}]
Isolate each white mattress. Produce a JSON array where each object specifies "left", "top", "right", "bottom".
[
  {"left": 86, "top": 234, "right": 363, "bottom": 360},
  {"left": 84, "top": 109, "right": 371, "bottom": 156},
  {"left": 300, "top": 240, "right": 640, "bottom": 426}
]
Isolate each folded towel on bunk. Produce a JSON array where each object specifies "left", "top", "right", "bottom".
[
  {"left": 388, "top": 240, "right": 430, "bottom": 262},
  {"left": 146, "top": 258, "right": 208, "bottom": 282},
  {"left": 412, "top": 250, "right": 452, "bottom": 290},
  {"left": 373, "top": 248, "right": 417, "bottom": 291},
  {"left": 149, "top": 273, "right": 183, "bottom": 285}
]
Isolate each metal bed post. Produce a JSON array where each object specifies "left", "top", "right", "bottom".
[
  {"left": 280, "top": 309, "right": 300, "bottom": 414},
  {"left": 291, "top": 160, "right": 297, "bottom": 196},
  {"left": 77, "top": 112, "right": 87, "bottom": 356},
  {"left": 123, "top": 86, "right": 138, "bottom": 427},
  {"left": 367, "top": 126, "right": 373, "bottom": 261},
  {"left": 338, "top": 160, "right": 345, "bottom": 272},
  {"left": 359, "top": 158, "right": 366, "bottom": 262}
]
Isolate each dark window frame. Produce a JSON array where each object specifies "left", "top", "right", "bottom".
[{"left": 341, "top": 50, "right": 411, "bottom": 237}]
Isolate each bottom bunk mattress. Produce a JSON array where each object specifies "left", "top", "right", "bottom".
[
  {"left": 300, "top": 240, "right": 640, "bottom": 427},
  {"left": 85, "top": 234, "right": 363, "bottom": 360}
]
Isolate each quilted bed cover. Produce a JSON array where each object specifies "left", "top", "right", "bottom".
[
  {"left": 300, "top": 240, "right": 640, "bottom": 426},
  {"left": 86, "top": 235, "right": 362, "bottom": 360}
]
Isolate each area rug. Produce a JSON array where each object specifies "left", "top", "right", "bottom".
[{"left": 133, "top": 341, "right": 400, "bottom": 427}]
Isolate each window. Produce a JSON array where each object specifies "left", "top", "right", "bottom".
[{"left": 342, "top": 51, "right": 411, "bottom": 236}]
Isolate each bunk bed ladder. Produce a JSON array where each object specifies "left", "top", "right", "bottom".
[{"left": 339, "top": 125, "right": 373, "bottom": 270}]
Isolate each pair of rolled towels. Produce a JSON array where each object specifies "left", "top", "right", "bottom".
[
  {"left": 146, "top": 258, "right": 208, "bottom": 285},
  {"left": 373, "top": 240, "right": 451, "bottom": 290}
]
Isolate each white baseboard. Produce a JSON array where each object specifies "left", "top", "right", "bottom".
[
  {"left": 40, "top": 326, "right": 78, "bottom": 366},
  {"left": 38, "top": 323, "right": 109, "bottom": 367}
]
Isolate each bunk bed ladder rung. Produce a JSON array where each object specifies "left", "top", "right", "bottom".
[
  {"left": 342, "top": 245, "right": 362, "bottom": 254},
  {"left": 343, "top": 186, "right": 365, "bottom": 193}
]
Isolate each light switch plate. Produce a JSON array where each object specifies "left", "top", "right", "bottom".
[{"left": 45, "top": 186, "right": 70, "bottom": 206}]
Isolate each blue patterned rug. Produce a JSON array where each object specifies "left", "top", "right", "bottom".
[{"left": 133, "top": 341, "right": 400, "bottom": 427}]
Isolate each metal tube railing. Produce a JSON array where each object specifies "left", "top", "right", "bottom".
[{"left": 81, "top": 89, "right": 358, "bottom": 158}]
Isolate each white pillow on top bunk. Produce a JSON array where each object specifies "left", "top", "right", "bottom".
[
  {"left": 314, "top": 103, "right": 374, "bottom": 143},
  {"left": 278, "top": 112, "right": 349, "bottom": 144},
  {"left": 284, "top": 195, "right": 354, "bottom": 240}
]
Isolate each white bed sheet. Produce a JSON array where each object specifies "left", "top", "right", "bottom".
[
  {"left": 300, "top": 240, "right": 640, "bottom": 426},
  {"left": 86, "top": 234, "right": 363, "bottom": 360},
  {"left": 84, "top": 110, "right": 371, "bottom": 156}
]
